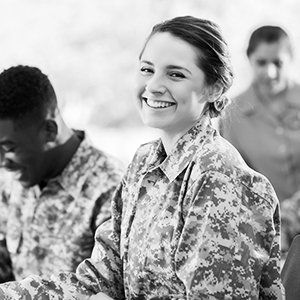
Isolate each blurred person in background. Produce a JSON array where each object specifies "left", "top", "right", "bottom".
[
  {"left": 221, "top": 25, "right": 300, "bottom": 257},
  {"left": 0, "top": 16, "right": 284, "bottom": 300},
  {"left": 0, "top": 65, "right": 124, "bottom": 282},
  {"left": 221, "top": 25, "right": 300, "bottom": 204}
]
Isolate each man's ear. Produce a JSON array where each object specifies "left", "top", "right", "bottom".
[
  {"left": 207, "top": 82, "right": 224, "bottom": 103},
  {"left": 44, "top": 119, "right": 58, "bottom": 142}
]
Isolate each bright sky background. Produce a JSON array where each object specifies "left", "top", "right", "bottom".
[{"left": 1, "top": 0, "right": 299, "bottom": 164}]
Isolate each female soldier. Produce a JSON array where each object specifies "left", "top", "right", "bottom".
[{"left": 0, "top": 15, "right": 284, "bottom": 300}]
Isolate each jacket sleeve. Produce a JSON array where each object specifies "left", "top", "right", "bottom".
[
  {"left": 76, "top": 181, "right": 125, "bottom": 299},
  {"left": 0, "top": 182, "right": 125, "bottom": 300},
  {"left": 91, "top": 159, "right": 125, "bottom": 232},
  {"left": 174, "top": 170, "right": 284, "bottom": 300},
  {"left": 259, "top": 204, "right": 285, "bottom": 300}
]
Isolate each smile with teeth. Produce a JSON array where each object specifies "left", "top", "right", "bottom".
[{"left": 145, "top": 98, "right": 175, "bottom": 109}]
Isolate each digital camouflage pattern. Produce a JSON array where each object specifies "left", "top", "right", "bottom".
[
  {"left": 0, "top": 131, "right": 124, "bottom": 282},
  {"left": 0, "top": 117, "right": 284, "bottom": 299}
]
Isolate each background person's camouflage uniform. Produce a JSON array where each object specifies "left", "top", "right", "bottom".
[
  {"left": 0, "top": 131, "right": 124, "bottom": 282},
  {"left": 281, "top": 190, "right": 300, "bottom": 256},
  {"left": 0, "top": 116, "right": 284, "bottom": 299}
]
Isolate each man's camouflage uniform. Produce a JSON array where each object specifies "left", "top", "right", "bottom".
[
  {"left": 0, "top": 116, "right": 284, "bottom": 299},
  {"left": 0, "top": 131, "right": 124, "bottom": 282}
]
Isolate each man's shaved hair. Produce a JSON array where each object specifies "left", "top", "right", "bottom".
[{"left": 0, "top": 65, "right": 57, "bottom": 125}]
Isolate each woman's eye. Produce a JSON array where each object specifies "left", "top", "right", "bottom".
[
  {"left": 169, "top": 72, "right": 185, "bottom": 79},
  {"left": 140, "top": 67, "right": 154, "bottom": 74}
]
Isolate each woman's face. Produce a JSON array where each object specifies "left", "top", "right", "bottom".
[
  {"left": 135, "top": 32, "right": 208, "bottom": 137},
  {"left": 249, "top": 40, "right": 292, "bottom": 96}
]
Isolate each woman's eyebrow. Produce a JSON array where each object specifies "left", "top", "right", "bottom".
[
  {"left": 140, "top": 60, "right": 192, "bottom": 75},
  {"left": 166, "top": 65, "right": 192, "bottom": 75},
  {"left": 140, "top": 60, "right": 153, "bottom": 66}
]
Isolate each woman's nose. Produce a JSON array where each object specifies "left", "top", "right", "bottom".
[{"left": 146, "top": 74, "right": 166, "bottom": 93}]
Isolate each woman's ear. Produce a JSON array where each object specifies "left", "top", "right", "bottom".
[
  {"left": 207, "top": 82, "right": 224, "bottom": 103},
  {"left": 44, "top": 119, "right": 58, "bottom": 142}
]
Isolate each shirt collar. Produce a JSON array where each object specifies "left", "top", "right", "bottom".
[
  {"left": 48, "top": 130, "right": 95, "bottom": 198},
  {"left": 146, "top": 115, "right": 213, "bottom": 182}
]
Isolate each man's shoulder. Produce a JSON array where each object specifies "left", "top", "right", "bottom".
[
  {"left": 61, "top": 134, "right": 125, "bottom": 197},
  {"left": 65, "top": 142, "right": 124, "bottom": 200},
  {"left": 83, "top": 142, "right": 125, "bottom": 177},
  {"left": 75, "top": 132, "right": 125, "bottom": 174}
]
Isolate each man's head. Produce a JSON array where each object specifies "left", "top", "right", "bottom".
[
  {"left": 0, "top": 65, "right": 59, "bottom": 187},
  {"left": 246, "top": 25, "right": 293, "bottom": 96}
]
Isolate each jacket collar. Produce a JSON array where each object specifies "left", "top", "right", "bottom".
[
  {"left": 47, "top": 130, "right": 96, "bottom": 198},
  {"left": 145, "top": 115, "right": 213, "bottom": 182}
]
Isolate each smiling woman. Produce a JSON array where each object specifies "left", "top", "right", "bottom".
[
  {"left": 135, "top": 32, "right": 207, "bottom": 151},
  {"left": 0, "top": 16, "right": 284, "bottom": 300}
]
